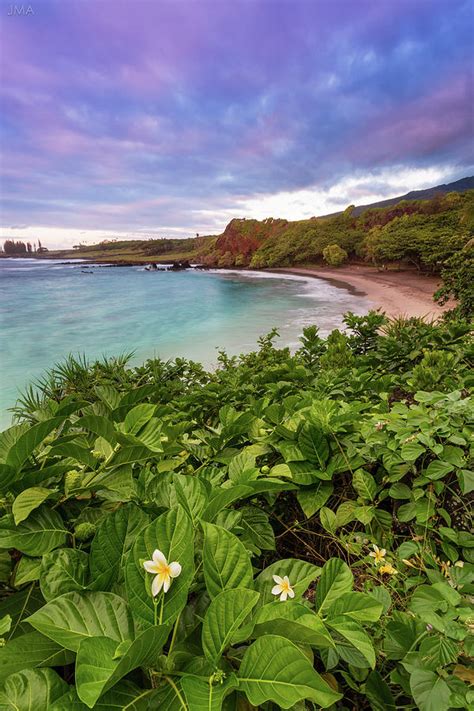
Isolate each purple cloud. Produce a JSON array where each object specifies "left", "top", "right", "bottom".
[{"left": 0, "top": 0, "right": 472, "bottom": 241}]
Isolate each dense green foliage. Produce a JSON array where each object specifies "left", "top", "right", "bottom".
[
  {"left": 0, "top": 314, "right": 472, "bottom": 709},
  {"left": 323, "top": 244, "right": 348, "bottom": 267}
]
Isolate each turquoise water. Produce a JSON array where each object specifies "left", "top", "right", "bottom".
[{"left": 0, "top": 259, "right": 370, "bottom": 426}]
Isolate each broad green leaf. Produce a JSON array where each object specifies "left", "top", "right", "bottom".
[
  {"left": 12, "top": 487, "right": 54, "bottom": 525},
  {"left": 326, "top": 618, "right": 376, "bottom": 668},
  {"left": 171, "top": 474, "right": 208, "bottom": 524},
  {"left": 364, "top": 671, "right": 396, "bottom": 711},
  {"left": 13, "top": 556, "right": 41, "bottom": 586},
  {"left": 0, "top": 615, "right": 11, "bottom": 636},
  {"left": 181, "top": 672, "right": 238, "bottom": 711},
  {"left": 125, "top": 506, "right": 194, "bottom": 626},
  {"left": 0, "top": 586, "right": 45, "bottom": 639},
  {"left": 40, "top": 548, "right": 89, "bottom": 601},
  {"left": 239, "top": 635, "right": 342, "bottom": 708},
  {"left": 400, "top": 442, "right": 425, "bottom": 462},
  {"left": 239, "top": 506, "right": 275, "bottom": 551},
  {"left": 297, "top": 482, "right": 333, "bottom": 518},
  {"left": 0, "top": 631, "right": 73, "bottom": 683},
  {"left": 122, "top": 404, "right": 156, "bottom": 435},
  {"left": 253, "top": 602, "right": 334, "bottom": 649},
  {"left": 201, "top": 522, "right": 253, "bottom": 598},
  {"left": 0, "top": 507, "right": 67, "bottom": 556},
  {"left": 28, "top": 591, "right": 134, "bottom": 652},
  {"left": 89, "top": 503, "right": 150, "bottom": 590},
  {"left": 298, "top": 424, "right": 330, "bottom": 468},
  {"left": 78, "top": 415, "right": 117, "bottom": 445},
  {"left": 254, "top": 559, "right": 321, "bottom": 606},
  {"left": 315, "top": 558, "right": 353, "bottom": 614},
  {"left": 0, "top": 668, "right": 68, "bottom": 710},
  {"left": 50, "top": 681, "right": 158, "bottom": 710},
  {"left": 5, "top": 418, "right": 63, "bottom": 471},
  {"left": 424, "top": 460, "right": 454, "bottom": 480},
  {"left": 352, "top": 470, "right": 377, "bottom": 501},
  {"left": 409, "top": 669, "right": 451, "bottom": 711},
  {"left": 319, "top": 506, "right": 336, "bottom": 534},
  {"left": 76, "top": 626, "right": 168, "bottom": 708},
  {"left": 202, "top": 588, "right": 259, "bottom": 664},
  {"left": 327, "top": 592, "right": 383, "bottom": 622},
  {"left": 201, "top": 484, "right": 253, "bottom": 522}
]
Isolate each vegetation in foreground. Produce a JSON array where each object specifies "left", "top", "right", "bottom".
[{"left": 0, "top": 312, "right": 472, "bottom": 709}]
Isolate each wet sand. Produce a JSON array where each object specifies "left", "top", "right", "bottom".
[{"left": 269, "top": 265, "right": 451, "bottom": 319}]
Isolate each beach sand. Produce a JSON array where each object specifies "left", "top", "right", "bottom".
[{"left": 269, "top": 265, "right": 451, "bottom": 319}]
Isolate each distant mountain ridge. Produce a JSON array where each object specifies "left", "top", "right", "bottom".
[{"left": 338, "top": 176, "right": 474, "bottom": 217}]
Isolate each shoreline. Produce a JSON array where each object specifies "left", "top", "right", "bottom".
[{"left": 267, "top": 265, "right": 450, "bottom": 319}]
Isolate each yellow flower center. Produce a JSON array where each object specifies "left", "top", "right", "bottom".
[{"left": 280, "top": 579, "right": 291, "bottom": 592}]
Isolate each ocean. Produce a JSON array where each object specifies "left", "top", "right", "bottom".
[{"left": 0, "top": 258, "right": 370, "bottom": 426}]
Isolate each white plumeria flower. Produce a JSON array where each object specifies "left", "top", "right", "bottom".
[
  {"left": 271, "top": 574, "right": 295, "bottom": 602},
  {"left": 143, "top": 549, "right": 182, "bottom": 597},
  {"left": 369, "top": 544, "right": 386, "bottom": 566}
]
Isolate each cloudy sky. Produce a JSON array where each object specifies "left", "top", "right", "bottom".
[{"left": 0, "top": 0, "right": 473, "bottom": 248}]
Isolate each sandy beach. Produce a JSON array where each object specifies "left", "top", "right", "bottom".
[{"left": 269, "top": 265, "right": 451, "bottom": 319}]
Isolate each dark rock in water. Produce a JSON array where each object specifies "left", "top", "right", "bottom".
[
  {"left": 81, "top": 270, "right": 94, "bottom": 274},
  {"left": 145, "top": 263, "right": 158, "bottom": 271},
  {"left": 194, "top": 264, "right": 210, "bottom": 270},
  {"left": 168, "top": 260, "right": 191, "bottom": 271}
]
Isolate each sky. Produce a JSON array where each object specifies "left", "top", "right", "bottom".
[{"left": 0, "top": 0, "right": 473, "bottom": 249}]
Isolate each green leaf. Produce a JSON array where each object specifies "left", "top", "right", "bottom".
[
  {"left": 319, "top": 506, "right": 337, "bottom": 534},
  {"left": 50, "top": 682, "right": 154, "bottom": 711},
  {"left": 76, "top": 626, "right": 168, "bottom": 708},
  {"left": 424, "top": 460, "right": 454, "bottom": 480},
  {"left": 171, "top": 474, "right": 208, "bottom": 524},
  {"left": 364, "top": 671, "right": 396, "bottom": 711},
  {"left": 182, "top": 672, "right": 238, "bottom": 711},
  {"left": 253, "top": 602, "right": 334, "bottom": 649},
  {"left": 201, "top": 522, "right": 253, "bottom": 598},
  {"left": 78, "top": 415, "right": 117, "bottom": 445},
  {"left": 12, "top": 556, "right": 41, "bottom": 586},
  {"left": 239, "top": 635, "right": 342, "bottom": 708},
  {"left": 400, "top": 442, "right": 425, "bottom": 462},
  {"left": 125, "top": 506, "right": 194, "bottom": 626},
  {"left": 89, "top": 503, "right": 149, "bottom": 590},
  {"left": 122, "top": 404, "right": 156, "bottom": 435},
  {"left": 27, "top": 591, "right": 134, "bottom": 652},
  {"left": 298, "top": 425, "right": 330, "bottom": 468},
  {"left": 40, "top": 548, "right": 89, "bottom": 601},
  {"left": 201, "top": 484, "right": 253, "bottom": 522},
  {"left": 239, "top": 506, "right": 275, "bottom": 551},
  {"left": 315, "top": 558, "right": 353, "bottom": 614},
  {"left": 0, "top": 631, "right": 73, "bottom": 683},
  {"left": 327, "top": 592, "right": 383, "bottom": 622},
  {"left": 410, "top": 669, "right": 451, "bottom": 711},
  {"left": 352, "top": 470, "right": 377, "bottom": 501},
  {"left": 12, "top": 488, "right": 54, "bottom": 525},
  {"left": 326, "top": 618, "right": 376, "bottom": 668},
  {"left": 0, "top": 668, "right": 68, "bottom": 710},
  {"left": 0, "top": 586, "right": 45, "bottom": 639},
  {"left": 297, "top": 482, "right": 333, "bottom": 518},
  {"left": 202, "top": 588, "right": 259, "bottom": 664},
  {"left": 5, "top": 418, "right": 64, "bottom": 471},
  {"left": 254, "top": 559, "right": 321, "bottom": 606},
  {"left": 0, "top": 508, "right": 67, "bottom": 556},
  {"left": 0, "top": 615, "right": 11, "bottom": 636}
]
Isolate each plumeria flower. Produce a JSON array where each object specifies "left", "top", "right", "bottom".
[
  {"left": 379, "top": 563, "right": 398, "bottom": 575},
  {"left": 143, "top": 549, "right": 181, "bottom": 596},
  {"left": 369, "top": 544, "right": 386, "bottom": 566},
  {"left": 272, "top": 575, "right": 295, "bottom": 602}
]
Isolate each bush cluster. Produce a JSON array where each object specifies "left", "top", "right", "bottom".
[{"left": 0, "top": 313, "right": 472, "bottom": 709}]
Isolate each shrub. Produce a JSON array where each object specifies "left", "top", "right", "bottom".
[{"left": 322, "top": 243, "right": 348, "bottom": 266}]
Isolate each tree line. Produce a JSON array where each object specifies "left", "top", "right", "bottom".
[{"left": 2, "top": 239, "right": 44, "bottom": 254}]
